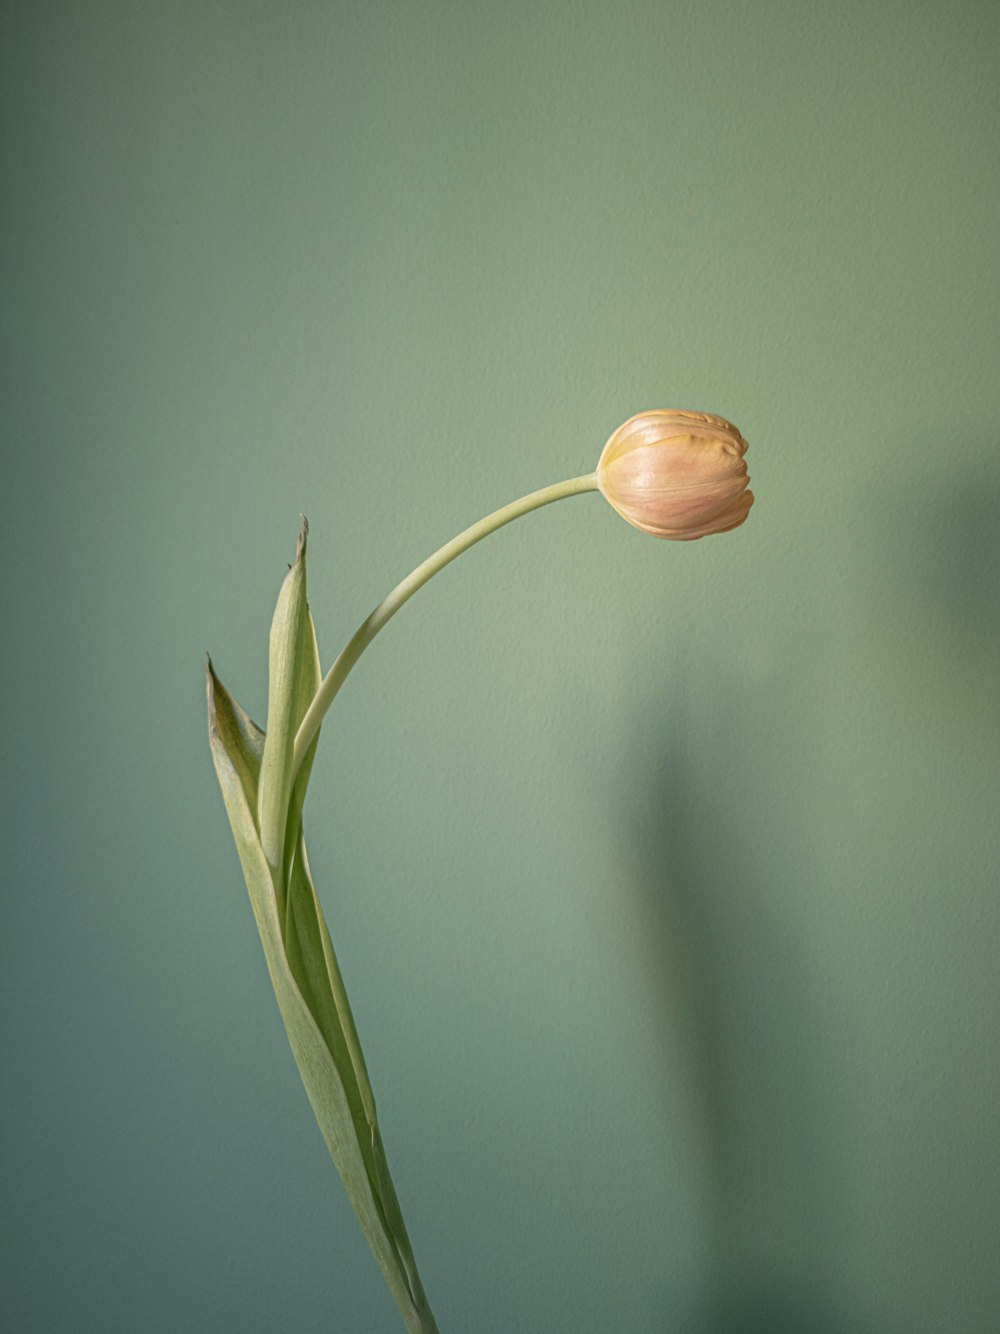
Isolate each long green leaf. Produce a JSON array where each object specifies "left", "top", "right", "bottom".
[
  {"left": 257, "top": 519, "right": 311, "bottom": 884},
  {"left": 206, "top": 538, "right": 438, "bottom": 1334}
]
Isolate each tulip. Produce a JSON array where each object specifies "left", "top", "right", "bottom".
[
  {"left": 596, "top": 409, "right": 753, "bottom": 540},
  {"left": 208, "top": 407, "right": 756, "bottom": 1334}
]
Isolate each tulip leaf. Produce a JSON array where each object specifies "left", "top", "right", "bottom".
[
  {"left": 257, "top": 521, "right": 311, "bottom": 884},
  {"left": 206, "top": 540, "right": 438, "bottom": 1334}
]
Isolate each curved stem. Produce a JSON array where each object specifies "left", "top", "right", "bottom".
[{"left": 291, "top": 471, "right": 599, "bottom": 779}]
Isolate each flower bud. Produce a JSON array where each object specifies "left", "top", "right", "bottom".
[{"left": 596, "top": 410, "right": 753, "bottom": 540}]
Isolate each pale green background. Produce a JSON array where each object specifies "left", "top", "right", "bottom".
[{"left": 3, "top": 2, "right": 998, "bottom": 1331}]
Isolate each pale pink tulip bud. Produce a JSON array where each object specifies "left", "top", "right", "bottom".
[{"left": 596, "top": 410, "right": 754, "bottom": 540}]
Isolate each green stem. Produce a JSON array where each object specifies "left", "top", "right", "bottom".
[{"left": 291, "top": 472, "right": 598, "bottom": 779}]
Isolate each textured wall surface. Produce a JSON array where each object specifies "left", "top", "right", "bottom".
[{"left": 3, "top": 3, "right": 999, "bottom": 1331}]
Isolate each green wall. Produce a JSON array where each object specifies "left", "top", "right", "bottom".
[{"left": 3, "top": 2, "right": 998, "bottom": 1331}]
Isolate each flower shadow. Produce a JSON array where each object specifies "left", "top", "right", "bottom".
[
  {"left": 622, "top": 427, "right": 1000, "bottom": 1333},
  {"left": 622, "top": 710, "right": 848, "bottom": 1331}
]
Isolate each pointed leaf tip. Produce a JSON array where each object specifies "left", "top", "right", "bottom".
[
  {"left": 205, "top": 655, "right": 224, "bottom": 735},
  {"left": 297, "top": 514, "right": 309, "bottom": 562}
]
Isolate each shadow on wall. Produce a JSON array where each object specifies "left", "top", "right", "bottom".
[
  {"left": 694, "top": 1291, "right": 893, "bottom": 1334},
  {"left": 853, "top": 431, "right": 1000, "bottom": 743},
  {"left": 625, "top": 708, "right": 872, "bottom": 1334},
  {"left": 621, "top": 429, "right": 1000, "bottom": 1334},
  {"left": 886, "top": 434, "right": 1000, "bottom": 640}
]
